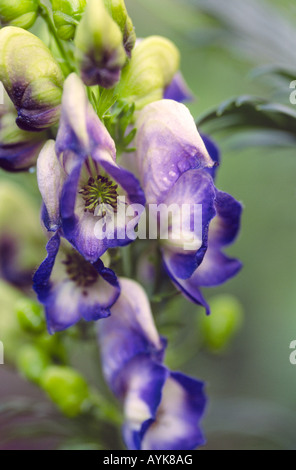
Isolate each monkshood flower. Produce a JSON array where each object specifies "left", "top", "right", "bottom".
[
  {"left": 0, "top": 102, "right": 46, "bottom": 171},
  {"left": 0, "top": 0, "right": 38, "bottom": 29},
  {"left": 74, "top": 0, "right": 127, "bottom": 88},
  {"left": 164, "top": 136, "right": 243, "bottom": 314},
  {"left": 33, "top": 232, "right": 120, "bottom": 334},
  {"left": 51, "top": 0, "right": 87, "bottom": 41},
  {"left": 37, "top": 73, "right": 145, "bottom": 261},
  {"left": 135, "top": 100, "right": 242, "bottom": 310},
  {"left": 0, "top": 27, "right": 64, "bottom": 131},
  {"left": 99, "top": 278, "right": 207, "bottom": 450}
]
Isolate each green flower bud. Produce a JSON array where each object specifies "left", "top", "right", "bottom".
[
  {"left": 17, "top": 344, "right": 51, "bottom": 384},
  {"left": 51, "top": 0, "right": 87, "bottom": 41},
  {"left": 0, "top": 27, "right": 64, "bottom": 131},
  {"left": 41, "top": 366, "right": 90, "bottom": 417},
  {"left": 15, "top": 298, "right": 45, "bottom": 334},
  {"left": 115, "top": 36, "right": 180, "bottom": 109},
  {"left": 103, "top": 0, "right": 136, "bottom": 57},
  {"left": 74, "top": 0, "right": 127, "bottom": 88},
  {"left": 200, "top": 295, "right": 243, "bottom": 353},
  {"left": 0, "top": 0, "right": 39, "bottom": 30}
]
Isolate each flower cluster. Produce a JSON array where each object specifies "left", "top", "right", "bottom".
[{"left": 0, "top": 0, "right": 242, "bottom": 450}]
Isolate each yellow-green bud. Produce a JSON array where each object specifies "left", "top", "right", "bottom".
[
  {"left": 17, "top": 345, "right": 51, "bottom": 384},
  {"left": 41, "top": 366, "right": 90, "bottom": 417},
  {"left": 51, "top": 0, "right": 87, "bottom": 41},
  {"left": 0, "top": 0, "right": 38, "bottom": 30},
  {"left": 103, "top": 0, "right": 136, "bottom": 57},
  {"left": 200, "top": 295, "right": 244, "bottom": 353},
  {"left": 74, "top": 0, "right": 127, "bottom": 88},
  {"left": 0, "top": 27, "right": 64, "bottom": 131},
  {"left": 15, "top": 298, "right": 45, "bottom": 334},
  {"left": 115, "top": 36, "right": 180, "bottom": 109}
]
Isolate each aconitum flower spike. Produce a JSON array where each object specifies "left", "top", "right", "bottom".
[
  {"left": 99, "top": 278, "right": 207, "bottom": 450},
  {"left": 0, "top": 103, "right": 46, "bottom": 171},
  {"left": 74, "top": 0, "right": 127, "bottom": 88},
  {"left": 0, "top": 27, "right": 64, "bottom": 132},
  {"left": 0, "top": 0, "right": 38, "bottom": 29},
  {"left": 33, "top": 232, "right": 120, "bottom": 334},
  {"left": 103, "top": 0, "right": 136, "bottom": 57},
  {"left": 51, "top": 0, "right": 87, "bottom": 41},
  {"left": 115, "top": 36, "right": 180, "bottom": 110}
]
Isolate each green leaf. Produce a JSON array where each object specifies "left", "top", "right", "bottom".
[{"left": 197, "top": 96, "right": 296, "bottom": 145}]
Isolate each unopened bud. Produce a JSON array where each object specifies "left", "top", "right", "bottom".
[
  {"left": 51, "top": 0, "right": 87, "bottom": 41},
  {"left": 17, "top": 345, "right": 51, "bottom": 384},
  {"left": 115, "top": 36, "right": 180, "bottom": 109},
  {"left": 74, "top": 0, "right": 127, "bottom": 88},
  {"left": 200, "top": 295, "right": 243, "bottom": 352},
  {"left": 0, "top": 0, "right": 38, "bottom": 30},
  {"left": 41, "top": 366, "right": 90, "bottom": 417},
  {"left": 0, "top": 27, "right": 64, "bottom": 131},
  {"left": 103, "top": 0, "right": 136, "bottom": 57}
]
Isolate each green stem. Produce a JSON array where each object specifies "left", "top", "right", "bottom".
[
  {"left": 39, "top": 3, "right": 73, "bottom": 76},
  {"left": 90, "top": 392, "right": 122, "bottom": 427}
]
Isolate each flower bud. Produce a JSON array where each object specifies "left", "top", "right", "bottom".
[
  {"left": 15, "top": 298, "right": 45, "bottom": 334},
  {"left": 74, "top": 0, "right": 127, "bottom": 88},
  {"left": 200, "top": 295, "right": 243, "bottom": 352},
  {"left": 0, "top": 0, "right": 38, "bottom": 30},
  {"left": 103, "top": 0, "right": 136, "bottom": 57},
  {"left": 115, "top": 36, "right": 180, "bottom": 109},
  {"left": 51, "top": 0, "right": 87, "bottom": 41},
  {"left": 0, "top": 27, "right": 64, "bottom": 131},
  {"left": 41, "top": 366, "right": 90, "bottom": 417},
  {"left": 17, "top": 345, "right": 51, "bottom": 384}
]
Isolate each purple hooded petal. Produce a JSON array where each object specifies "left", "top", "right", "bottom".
[
  {"left": 210, "top": 190, "right": 243, "bottom": 248},
  {"left": 99, "top": 278, "right": 166, "bottom": 391},
  {"left": 33, "top": 233, "right": 119, "bottom": 333},
  {"left": 37, "top": 140, "right": 67, "bottom": 231},
  {"left": 163, "top": 258, "right": 210, "bottom": 315},
  {"left": 0, "top": 140, "right": 44, "bottom": 172},
  {"left": 136, "top": 100, "right": 214, "bottom": 204},
  {"left": 141, "top": 372, "right": 207, "bottom": 450},
  {"left": 202, "top": 134, "right": 220, "bottom": 180},
  {"left": 56, "top": 74, "right": 116, "bottom": 164},
  {"left": 163, "top": 72, "right": 194, "bottom": 103},
  {"left": 161, "top": 169, "right": 216, "bottom": 280}
]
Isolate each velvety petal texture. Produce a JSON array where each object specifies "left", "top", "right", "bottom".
[
  {"left": 136, "top": 99, "right": 214, "bottom": 204},
  {"left": 98, "top": 278, "right": 207, "bottom": 450},
  {"left": 33, "top": 232, "right": 120, "bottom": 333}
]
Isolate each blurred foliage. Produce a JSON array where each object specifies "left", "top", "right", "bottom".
[{"left": 1, "top": 0, "right": 296, "bottom": 450}]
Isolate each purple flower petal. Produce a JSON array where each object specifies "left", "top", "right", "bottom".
[
  {"left": 33, "top": 233, "right": 120, "bottom": 333},
  {"left": 163, "top": 72, "right": 194, "bottom": 103},
  {"left": 136, "top": 100, "right": 214, "bottom": 204}
]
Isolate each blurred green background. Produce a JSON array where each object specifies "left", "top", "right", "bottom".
[{"left": 1, "top": 0, "right": 296, "bottom": 450}]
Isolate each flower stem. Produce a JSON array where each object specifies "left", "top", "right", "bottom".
[{"left": 39, "top": 2, "right": 73, "bottom": 76}]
